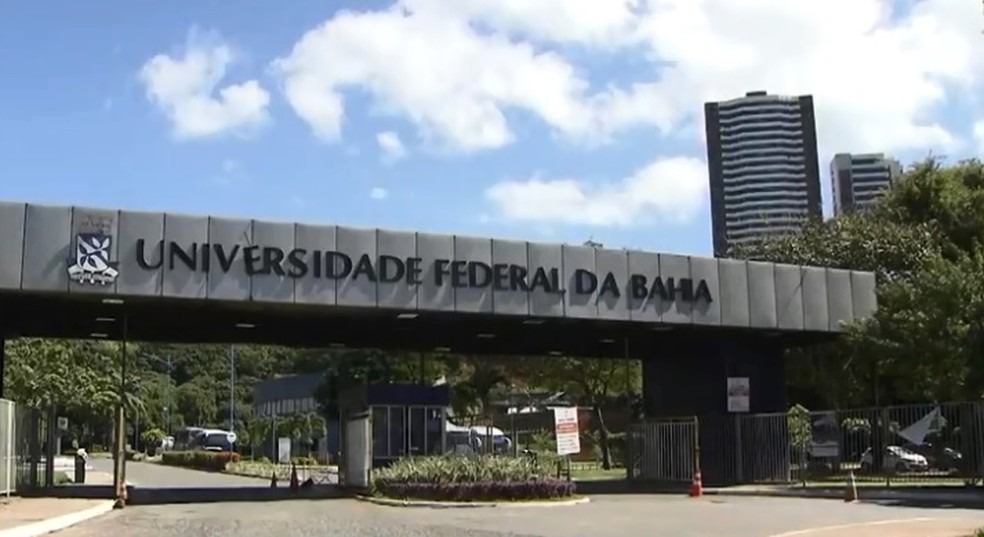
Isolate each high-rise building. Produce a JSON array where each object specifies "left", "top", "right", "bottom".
[
  {"left": 830, "top": 153, "right": 902, "bottom": 215},
  {"left": 704, "top": 91, "right": 822, "bottom": 257}
]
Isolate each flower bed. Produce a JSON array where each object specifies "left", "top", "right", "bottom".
[
  {"left": 371, "top": 455, "right": 576, "bottom": 502},
  {"left": 161, "top": 450, "right": 240, "bottom": 472}
]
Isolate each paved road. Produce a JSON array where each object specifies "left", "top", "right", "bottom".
[
  {"left": 52, "top": 495, "right": 984, "bottom": 537},
  {"left": 90, "top": 459, "right": 271, "bottom": 488}
]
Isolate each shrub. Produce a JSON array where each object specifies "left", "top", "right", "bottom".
[
  {"left": 291, "top": 456, "right": 319, "bottom": 466},
  {"left": 375, "top": 479, "right": 575, "bottom": 502},
  {"left": 371, "top": 455, "right": 575, "bottom": 502},
  {"left": 161, "top": 450, "right": 240, "bottom": 472}
]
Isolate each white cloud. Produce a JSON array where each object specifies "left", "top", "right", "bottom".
[
  {"left": 599, "top": 0, "right": 983, "bottom": 156},
  {"left": 271, "top": 0, "right": 983, "bottom": 159},
  {"left": 399, "top": 0, "right": 641, "bottom": 47},
  {"left": 485, "top": 156, "right": 707, "bottom": 226},
  {"left": 139, "top": 29, "right": 271, "bottom": 139},
  {"left": 270, "top": 5, "right": 596, "bottom": 152},
  {"left": 376, "top": 131, "right": 407, "bottom": 160},
  {"left": 974, "top": 121, "right": 984, "bottom": 154},
  {"left": 370, "top": 187, "right": 389, "bottom": 200}
]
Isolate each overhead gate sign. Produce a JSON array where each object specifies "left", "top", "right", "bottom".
[{"left": 553, "top": 407, "right": 581, "bottom": 456}]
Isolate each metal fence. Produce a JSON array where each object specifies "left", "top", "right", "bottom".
[
  {"left": 14, "top": 403, "right": 47, "bottom": 492},
  {"left": 0, "top": 399, "right": 14, "bottom": 496},
  {"left": 450, "top": 408, "right": 631, "bottom": 466},
  {"left": 730, "top": 400, "right": 984, "bottom": 486},
  {"left": 626, "top": 417, "right": 698, "bottom": 484}
]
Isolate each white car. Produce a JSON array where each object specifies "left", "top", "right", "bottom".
[{"left": 860, "top": 445, "right": 929, "bottom": 473}]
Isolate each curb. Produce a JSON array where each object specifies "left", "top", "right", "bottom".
[
  {"left": 0, "top": 500, "right": 116, "bottom": 537},
  {"left": 703, "top": 488, "right": 984, "bottom": 506},
  {"left": 355, "top": 495, "right": 591, "bottom": 509},
  {"left": 704, "top": 489, "right": 843, "bottom": 500}
]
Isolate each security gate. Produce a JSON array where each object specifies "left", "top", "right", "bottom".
[{"left": 627, "top": 417, "right": 699, "bottom": 485}]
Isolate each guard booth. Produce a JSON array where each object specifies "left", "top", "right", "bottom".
[{"left": 338, "top": 383, "right": 450, "bottom": 490}]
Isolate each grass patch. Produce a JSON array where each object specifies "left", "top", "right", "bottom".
[{"left": 572, "top": 467, "right": 626, "bottom": 481}]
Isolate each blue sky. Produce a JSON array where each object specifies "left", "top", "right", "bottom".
[{"left": 1, "top": 0, "right": 980, "bottom": 256}]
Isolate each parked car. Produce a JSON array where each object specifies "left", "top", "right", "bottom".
[
  {"left": 902, "top": 443, "right": 963, "bottom": 472},
  {"left": 859, "top": 445, "right": 929, "bottom": 473}
]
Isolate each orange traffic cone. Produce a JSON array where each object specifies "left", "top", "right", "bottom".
[
  {"left": 289, "top": 463, "right": 300, "bottom": 494},
  {"left": 844, "top": 471, "right": 858, "bottom": 503},
  {"left": 689, "top": 470, "right": 703, "bottom": 498},
  {"left": 270, "top": 470, "right": 278, "bottom": 488}
]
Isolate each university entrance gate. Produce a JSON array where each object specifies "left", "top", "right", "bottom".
[{"left": 0, "top": 201, "right": 877, "bottom": 498}]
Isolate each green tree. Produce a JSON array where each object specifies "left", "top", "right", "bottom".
[
  {"left": 737, "top": 158, "right": 984, "bottom": 407},
  {"left": 525, "top": 357, "right": 640, "bottom": 469}
]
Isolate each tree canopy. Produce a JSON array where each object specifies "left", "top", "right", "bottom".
[{"left": 736, "top": 158, "right": 984, "bottom": 408}]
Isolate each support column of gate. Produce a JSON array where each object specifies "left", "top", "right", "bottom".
[
  {"left": 641, "top": 337, "right": 788, "bottom": 486},
  {"left": 0, "top": 333, "right": 5, "bottom": 399}
]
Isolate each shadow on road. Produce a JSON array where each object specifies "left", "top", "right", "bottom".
[
  {"left": 574, "top": 479, "right": 689, "bottom": 495},
  {"left": 20, "top": 484, "right": 353, "bottom": 505},
  {"left": 127, "top": 485, "right": 352, "bottom": 505}
]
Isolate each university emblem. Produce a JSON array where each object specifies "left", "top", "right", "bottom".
[{"left": 67, "top": 233, "right": 119, "bottom": 285}]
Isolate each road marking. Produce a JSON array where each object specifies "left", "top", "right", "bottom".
[{"left": 769, "top": 518, "right": 940, "bottom": 537}]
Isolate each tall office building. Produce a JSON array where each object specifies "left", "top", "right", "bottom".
[
  {"left": 704, "top": 91, "right": 822, "bottom": 257},
  {"left": 830, "top": 153, "right": 902, "bottom": 215}
]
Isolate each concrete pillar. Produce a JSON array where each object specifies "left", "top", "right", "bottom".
[{"left": 0, "top": 333, "right": 5, "bottom": 400}]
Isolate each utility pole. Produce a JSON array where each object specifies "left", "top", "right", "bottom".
[
  {"left": 166, "top": 355, "right": 172, "bottom": 435},
  {"left": 229, "top": 346, "right": 236, "bottom": 447}
]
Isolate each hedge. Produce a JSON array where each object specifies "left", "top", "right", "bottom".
[
  {"left": 374, "top": 479, "right": 575, "bottom": 502},
  {"left": 161, "top": 450, "right": 240, "bottom": 472},
  {"left": 371, "top": 455, "right": 576, "bottom": 502}
]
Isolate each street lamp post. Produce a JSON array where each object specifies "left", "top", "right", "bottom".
[{"left": 229, "top": 346, "right": 236, "bottom": 450}]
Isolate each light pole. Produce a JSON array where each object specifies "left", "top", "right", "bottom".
[{"left": 229, "top": 346, "right": 236, "bottom": 449}]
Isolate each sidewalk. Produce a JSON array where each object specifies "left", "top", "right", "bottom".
[
  {"left": 706, "top": 484, "right": 984, "bottom": 508},
  {"left": 770, "top": 517, "right": 984, "bottom": 537},
  {"left": 0, "top": 497, "right": 115, "bottom": 537}
]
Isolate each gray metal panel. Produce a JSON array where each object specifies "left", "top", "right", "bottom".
[
  {"left": 0, "top": 202, "right": 25, "bottom": 289},
  {"left": 118, "top": 211, "right": 164, "bottom": 296},
  {"left": 21, "top": 204, "right": 72, "bottom": 292},
  {"left": 658, "top": 254, "right": 692, "bottom": 324},
  {"left": 68, "top": 208, "right": 120, "bottom": 295},
  {"left": 690, "top": 256, "right": 720, "bottom": 326},
  {"left": 454, "top": 236, "right": 493, "bottom": 314},
  {"left": 718, "top": 259, "right": 750, "bottom": 328},
  {"left": 826, "top": 268, "right": 854, "bottom": 332},
  {"left": 801, "top": 266, "right": 829, "bottom": 332},
  {"left": 747, "top": 261, "right": 777, "bottom": 329},
  {"left": 491, "top": 239, "right": 529, "bottom": 316},
  {"left": 207, "top": 218, "right": 253, "bottom": 301},
  {"left": 336, "top": 227, "right": 378, "bottom": 307},
  {"left": 774, "top": 264, "right": 805, "bottom": 330},
  {"left": 162, "top": 214, "right": 208, "bottom": 299},
  {"left": 595, "top": 249, "right": 629, "bottom": 320},
  {"left": 250, "top": 220, "right": 296, "bottom": 303},
  {"left": 627, "top": 250, "right": 660, "bottom": 322},
  {"left": 293, "top": 224, "right": 336, "bottom": 305},
  {"left": 377, "top": 230, "right": 417, "bottom": 311},
  {"left": 851, "top": 271, "right": 877, "bottom": 320},
  {"left": 563, "top": 245, "right": 597, "bottom": 319},
  {"left": 528, "top": 242, "right": 564, "bottom": 317},
  {"left": 416, "top": 233, "right": 454, "bottom": 312}
]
